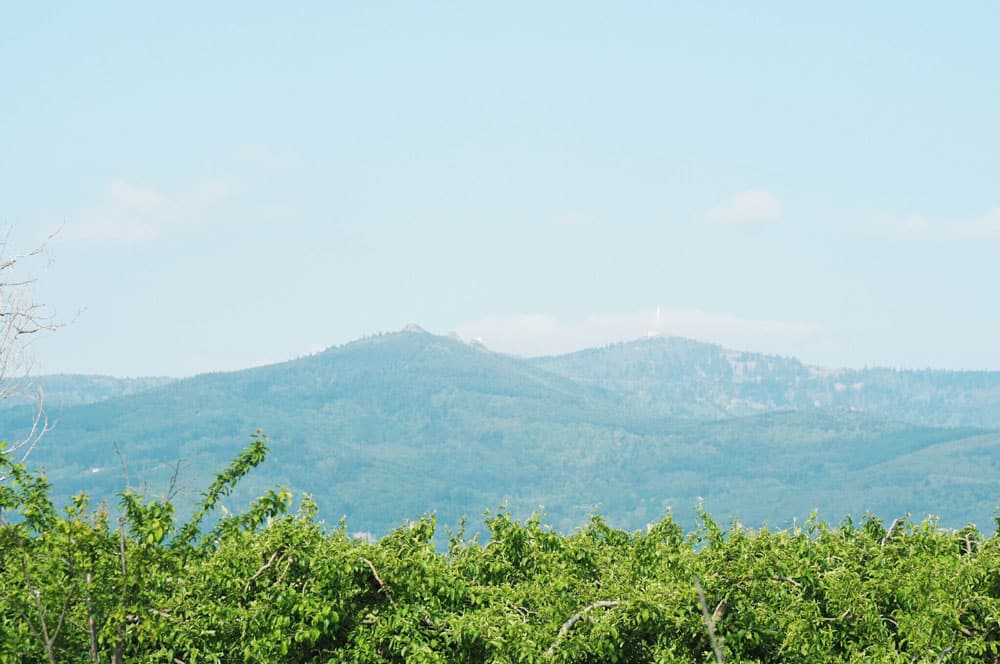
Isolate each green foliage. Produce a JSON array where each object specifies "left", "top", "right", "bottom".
[
  {"left": 173, "top": 429, "right": 275, "bottom": 550},
  {"left": 3, "top": 436, "right": 1000, "bottom": 662}
]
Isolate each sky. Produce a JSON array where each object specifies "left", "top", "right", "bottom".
[{"left": 2, "top": 3, "right": 999, "bottom": 377}]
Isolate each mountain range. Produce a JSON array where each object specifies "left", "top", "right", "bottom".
[{"left": 5, "top": 326, "right": 1000, "bottom": 536}]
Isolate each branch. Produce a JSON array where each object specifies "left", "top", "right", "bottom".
[
  {"left": 0, "top": 228, "right": 49, "bottom": 272},
  {"left": 882, "top": 518, "right": 901, "bottom": 546},
  {"left": 821, "top": 608, "right": 852, "bottom": 622},
  {"left": 243, "top": 550, "right": 285, "bottom": 592},
  {"left": 506, "top": 602, "right": 537, "bottom": 617},
  {"left": 271, "top": 555, "right": 293, "bottom": 589},
  {"left": 164, "top": 459, "right": 188, "bottom": 503},
  {"left": 773, "top": 574, "right": 803, "bottom": 588},
  {"left": 545, "top": 600, "right": 620, "bottom": 657},
  {"left": 114, "top": 443, "right": 130, "bottom": 491},
  {"left": 935, "top": 633, "right": 957, "bottom": 663},
  {"left": 118, "top": 519, "right": 128, "bottom": 578},
  {"left": 7, "top": 592, "right": 46, "bottom": 658},
  {"left": 694, "top": 576, "right": 724, "bottom": 664},
  {"left": 49, "top": 578, "right": 79, "bottom": 654},
  {"left": 712, "top": 598, "right": 727, "bottom": 625},
  {"left": 22, "top": 555, "right": 58, "bottom": 664},
  {"left": 359, "top": 556, "right": 396, "bottom": 608},
  {"left": 85, "top": 572, "right": 98, "bottom": 663},
  {"left": 9, "top": 389, "right": 53, "bottom": 462},
  {"left": 112, "top": 519, "right": 127, "bottom": 664},
  {"left": 0, "top": 226, "right": 64, "bottom": 465}
]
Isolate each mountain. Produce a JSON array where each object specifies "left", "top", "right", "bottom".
[
  {"left": 4, "top": 328, "right": 999, "bottom": 536},
  {"left": 0, "top": 374, "right": 174, "bottom": 409},
  {"left": 533, "top": 335, "right": 1000, "bottom": 427}
]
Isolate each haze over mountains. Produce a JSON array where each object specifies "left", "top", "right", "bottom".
[{"left": 7, "top": 327, "right": 1000, "bottom": 536}]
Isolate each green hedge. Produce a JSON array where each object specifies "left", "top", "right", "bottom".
[{"left": 2, "top": 433, "right": 998, "bottom": 663}]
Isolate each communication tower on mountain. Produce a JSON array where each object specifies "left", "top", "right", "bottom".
[{"left": 647, "top": 306, "right": 663, "bottom": 337}]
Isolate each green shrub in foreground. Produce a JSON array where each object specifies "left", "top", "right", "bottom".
[{"left": 2, "top": 433, "right": 999, "bottom": 662}]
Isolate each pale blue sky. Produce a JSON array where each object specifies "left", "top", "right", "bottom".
[{"left": 2, "top": 3, "right": 999, "bottom": 376}]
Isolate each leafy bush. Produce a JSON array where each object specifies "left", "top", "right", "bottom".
[{"left": 2, "top": 434, "right": 999, "bottom": 662}]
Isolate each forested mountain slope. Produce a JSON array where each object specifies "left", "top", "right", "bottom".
[
  {"left": 534, "top": 335, "right": 1000, "bottom": 427},
  {"left": 5, "top": 327, "right": 999, "bottom": 536},
  {"left": 0, "top": 374, "right": 174, "bottom": 409}
]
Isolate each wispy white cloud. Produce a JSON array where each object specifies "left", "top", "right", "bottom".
[
  {"left": 457, "top": 308, "right": 817, "bottom": 357},
  {"left": 892, "top": 215, "right": 931, "bottom": 234},
  {"left": 706, "top": 189, "right": 780, "bottom": 225},
  {"left": 957, "top": 207, "right": 1000, "bottom": 239},
  {"left": 878, "top": 206, "right": 1000, "bottom": 240},
  {"left": 63, "top": 175, "right": 237, "bottom": 246},
  {"left": 63, "top": 179, "right": 165, "bottom": 245},
  {"left": 197, "top": 178, "right": 233, "bottom": 201},
  {"left": 109, "top": 179, "right": 162, "bottom": 212}
]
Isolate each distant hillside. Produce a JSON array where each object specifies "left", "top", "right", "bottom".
[
  {"left": 534, "top": 336, "right": 1000, "bottom": 427},
  {"left": 0, "top": 374, "right": 174, "bottom": 410},
  {"left": 5, "top": 327, "right": 999, "bottom": 536}
]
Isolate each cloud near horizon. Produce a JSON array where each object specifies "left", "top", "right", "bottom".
[
  {"left": 893, "top": 216, "right": 931, "bottom": 234},
  {"left": 61, "top": 176, "right": 236, "bottom": 246},
  {"left": 958, "top": 207, "right": 1000, "bottom": 239},
  {"left": 60, "top": 179, "right": 164, "bottom": 245},
  {"left": 879, "top": 206, "right": 1000, "bottom": 240},
  {"left": 706, "top": 189, "right": 781, "bottom": 225},
  {"left": 456, "top": 308, "right": 818, "bottom": 358}
]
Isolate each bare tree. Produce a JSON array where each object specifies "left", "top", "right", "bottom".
[{"left": 0, "top": 228, "right": 60, "bottom": 463}]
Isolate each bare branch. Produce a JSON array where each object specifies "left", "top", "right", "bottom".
[
  {"left": 8, "top": 390, "right": 54, "bottom": 464},
  {"left": 506, "top": 602, "right": 537, "bottom": 617},
  {"left": 113, "top": 519, "right": 128, "bottom": 664},
  {"left": 244, "top": 550, "right": 285, "bottom": 592},
  {"left": 935, "top": 634, "right": 957, "bottom": 663},
  {"left": 712, "top": 598, "right": 727, "bottom": 625},
  {"left": 773, "top": 574, "right": 803, "bottom": 588},
  {"left": 0, "top": 226, "right": 63, "bottom": 465},
  {"left": 882, "top": 518, "right": 902, "bottom": 546},
  {"left": 85, "top": 572, "right": 98, "bottom": 663},
  {"left": 821, "top": 608, "right": 852, "bottom": 622},
  {"left": 271, "top": 555, "right": 293, "bottom": 589},
  {"left": 694, "top": 576, "right": 724, "bottom": 664},
  {"left": 164, "top": 459, "right": 190, "bottom": 503},
  {"left": 114, "top": 443, "right": 131, "bottom": 490},
  {"left": 545, "top": 600, "right": 620, "bottom": 657},
  {"left": 359, "top": 556, "right": 397, "bottom": 608},
  {"left": 118, "top": 519, "right": 128, "bottom": 578}
]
